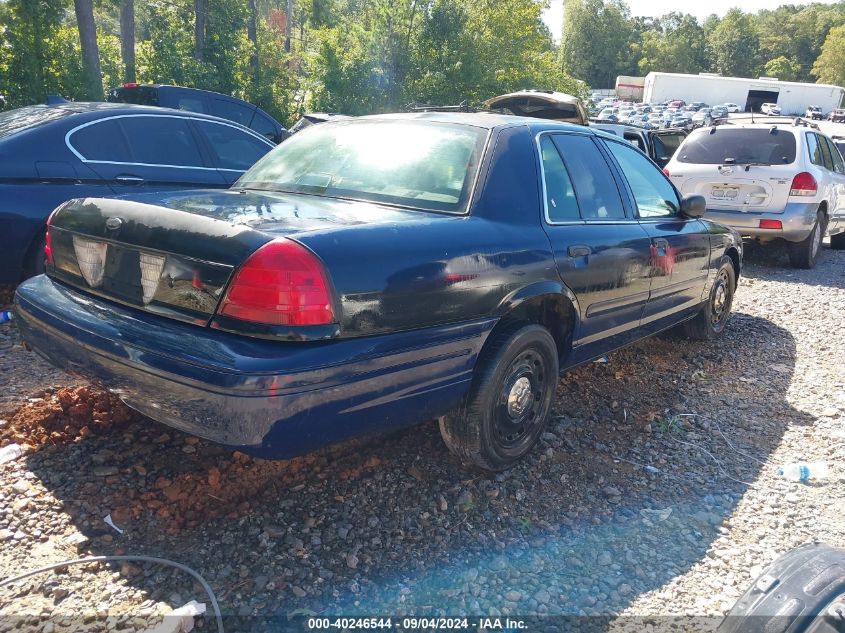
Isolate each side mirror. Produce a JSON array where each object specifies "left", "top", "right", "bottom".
[{"left": 680, "top": 194, "right": 706, "bottom": 218}]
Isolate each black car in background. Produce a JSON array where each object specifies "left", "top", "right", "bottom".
[
  {"left": 108, "top": 83, "right": 289, "bottom": 143},
  {"left": 0, "top": 101, "right": 275, "bottom": 284},
  {"left": 591, "top": 123, "right": 687, "bottom": 167}
]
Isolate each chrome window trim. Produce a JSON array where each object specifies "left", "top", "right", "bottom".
[{"left": 65, "top": 113, "right": 274, "bottom": 170}]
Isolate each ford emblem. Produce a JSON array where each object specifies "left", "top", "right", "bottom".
[
  {"left": 718, "top": 165, "right": 733, "bottom": 175},
  {"left": 105, "top": 217, "right": 123, "bottom": 230}
]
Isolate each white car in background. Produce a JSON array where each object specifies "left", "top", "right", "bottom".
[
  {"left": 723, "top": 103, "right": 741, "bottom": 113},
  {"left": 664, "top": 120, "right": 845, "bottom": 268},
  {"left": 760, "top": 103, "right": 782, "bottom": 115}
]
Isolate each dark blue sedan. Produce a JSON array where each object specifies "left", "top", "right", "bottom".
[
  {"left": 15, "top": 113, "right": 742, "bottom": 470},
  {"left": 0, "top": 101, "right": 275, "bottom": 284}
]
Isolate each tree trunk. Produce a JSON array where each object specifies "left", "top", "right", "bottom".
[
  {"left": 285, "top": 0, "right": 293, "bottom": 53},
  {"left": 74, "top": 0, "right": 103, "bottom": 100},
  {"left": 194, "top": 0, "right": 206, "bottom": 62},
  {"left": 247, "top": 0, "right": 259, "bottom": 86},
  {"left": 120, "top": 0, "right": 136, "bottom": 83}
]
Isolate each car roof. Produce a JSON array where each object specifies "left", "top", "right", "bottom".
[
  {"left": 0, "top": 101, "right": 262, "bottom": 140},
  {"left": 359, "top": 111, "right": 598, "bottom": 135}
]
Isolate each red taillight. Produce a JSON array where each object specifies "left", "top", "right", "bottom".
[
  {"left": 122, "top": 82, "right": 139, "bottom": 88},
  {"left": 217, "top": 239, "right": 334, "bottom": 327},
  {"left": 662, "top": 167, "right": 670, "bottom": 177},
  {"left": 44, "top": 208, "right": 58, "bottom": 265},
  {"left": 759, "top": 219, "right": 783, "bottom": 230},
  {"left": 789, "top": 172, "right": 817, "bottom": 197}
]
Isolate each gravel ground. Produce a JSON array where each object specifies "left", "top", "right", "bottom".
[{"left": 1, "top": 242, "right": 844, "bottom": 632}]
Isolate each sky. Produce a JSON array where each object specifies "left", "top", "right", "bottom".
[{"left": 543, "top": 0, "right": 840, "bottom": 40}]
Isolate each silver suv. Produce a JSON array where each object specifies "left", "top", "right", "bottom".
[{"left": 664, "top": 119, "right": 845, "bottom": 268}]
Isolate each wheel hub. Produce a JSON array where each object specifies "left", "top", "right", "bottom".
[{"left": 506, "top": 376, "right": 533, "bottom": 418}]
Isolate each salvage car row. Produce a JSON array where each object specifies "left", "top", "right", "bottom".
[{"left": 5, "top": 86, "right": 844, "bottom": 474}]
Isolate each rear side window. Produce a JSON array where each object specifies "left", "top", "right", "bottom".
[
  {"left": 551, "top": 134, "right": 625, "bottom": 220},
  {"left": 539, "top": 136, "right": 579, "bottom": 222},
  {"left": 213, "top": 99, "right": 254, "bottom": 126},
  {"left": 676, "top": 128, "right": 796, "bottom": 165},
  {"left": 70, "top": 119, "right": 132, "bottom": 162},
  {"left": 196, "top": 121, "right": 271, "bottom": 171},
  {"left": 807, "top": 133, "right": 821, "bottom": 165},
  {"left": 107, "top": 86, "right": 159, "bottom": 106},
  {"left": 118, "top": 116, "right": 204, "bottom": 167}
]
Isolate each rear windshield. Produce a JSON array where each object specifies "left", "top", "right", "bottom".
[
  {"left": 0, "top": 106, "right": 75, "bottom": 140},
  {"left": 490, "top": 101, "right": 581, "bottom": 121},
  {"left": 237, "top": 120, "right": 487, "bottom": 214},
  {"left": 108, "top": 86, "right": 159, "bottom": 106},
  {"left": 653, "top": 133, "right": 684, "bottom": 158},
  {"left": 676, "top": 128, "right": 796, "bottom": 165}
]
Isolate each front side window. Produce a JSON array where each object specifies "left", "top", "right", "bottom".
[
  {"left": 606, "top": 140, "right": 679, "bottom": 218},
  {"left": 196, "top": 121, "right": 272, "bottom": 171},
  {"left": 237, "top": 121, "right": 487, "bottom": 213},
  {"left": 250, "top": 113, "right": 278, "bottom": 140},
  {"left": 213, "top": 99, "right": 254, "bottom": 126},
  {"left": 824, "top": 136, "right": 845, "bottom": 174},
  {"left": 118, "top": 116, "right": 204, "bottom": 167},
  {"left": 550, "top": 134, "right": 625, "bottom": 220},
  {"left": 176, "top": 97, "right": 207, "bottom": 114},
  {"left": 539, "top": 136, "right": 579, "bottom": 222},
  {"left": 817, "top": 134, "right": 834, "bottom": 170}
]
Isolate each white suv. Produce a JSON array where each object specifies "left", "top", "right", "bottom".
[
  {"left": 760, "top": 103, "right": 782, "bottom": 115},
  {"left": 664, "top": 120, "right": 845, "bottom": 267}
]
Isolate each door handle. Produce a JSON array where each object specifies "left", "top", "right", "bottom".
[
  {"left": 115, "top": 175, "right": 145, "bottom": 185},
  {"left": 652, "top": 238, "right": 669, "bottom": 249},
  {"left": 567, "top": 245, "right": 592, "bottom": 257}
]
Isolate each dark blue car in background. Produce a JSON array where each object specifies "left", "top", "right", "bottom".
[
  {"left": 15, "top": 113, "right": 742, "bottom": 471},
  {"left": 0, "top": 101, "right": 275, "bottom": 284}
]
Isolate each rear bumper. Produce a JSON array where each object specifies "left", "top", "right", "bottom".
[
  {"left": 15, "top": 276, "right": 490, "bottom": 458},
  {"left": 703, "top": 201, "right": 820, "bottom": 242}
]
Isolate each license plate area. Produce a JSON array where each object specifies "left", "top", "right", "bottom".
[
  {"left": 711, "top": 186, "right": 739, "bottom": 200},
  {"left": 103, "top": 244, "right": 144, "bottom": 305}
]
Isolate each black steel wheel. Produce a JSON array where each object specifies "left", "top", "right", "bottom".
[
  {"left": 439, "top": 324, "right": 558, "bottom": 471},
  {"left": 683, "top": 256, "right": 735, "bottom": 341}
]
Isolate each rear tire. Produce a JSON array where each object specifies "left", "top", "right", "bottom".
[
  {"left": 683, "top": 256, "right": 735, "bottom": 341},
  {"left": 830, "top": 231, "right": 845, "bottom": 250},
  {"left": 788, "top": 212, "right": 824, "bottom": 269},
  {"left": 439, "top": 324, "right": 558, "bottom": 472}
]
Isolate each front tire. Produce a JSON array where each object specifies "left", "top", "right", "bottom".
[
  {"left": 439, "top": 324, "right": 558, "bottom": 471},
  {"left": 683, "top": 256, "right": 735, "bottom": 341},
  {"left": 788, "top": 211, "right": 824, "bottom": 269}
]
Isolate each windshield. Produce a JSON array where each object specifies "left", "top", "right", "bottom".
[
  {"left": 676, "top": 128, "right": 796, "bottom": 165},
  {"left": 236, "top": 120, "right": 487, "bottom": 213}
]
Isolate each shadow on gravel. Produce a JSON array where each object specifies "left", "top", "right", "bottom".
[
  {"left": 742, "top": 242, "right": 845, "bottom": 290},
  {"left": 10, "top": 312, "right": 812, "bottom": 631}
]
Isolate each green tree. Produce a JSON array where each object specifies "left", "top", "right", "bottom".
[
  {"left": 764, "top": 55, "right": 801, "bottom": 81},
  {"left": 636, "top": 12, "right": 707, "bottom": 75},
  {"left": 0, "top": 0, "right": 67, "bottom": 107},
  {"left": 708, "top": 9, "right": 760, "bottom": 77},
  {"left": 73, "top": 0, "right": 103, "bottom": 99},
  {"left": 561, "top": 0, "right": 634, "bottom": 88},
  {"left": 812, "top": 23, "right": 845, "bottom": 86}
]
